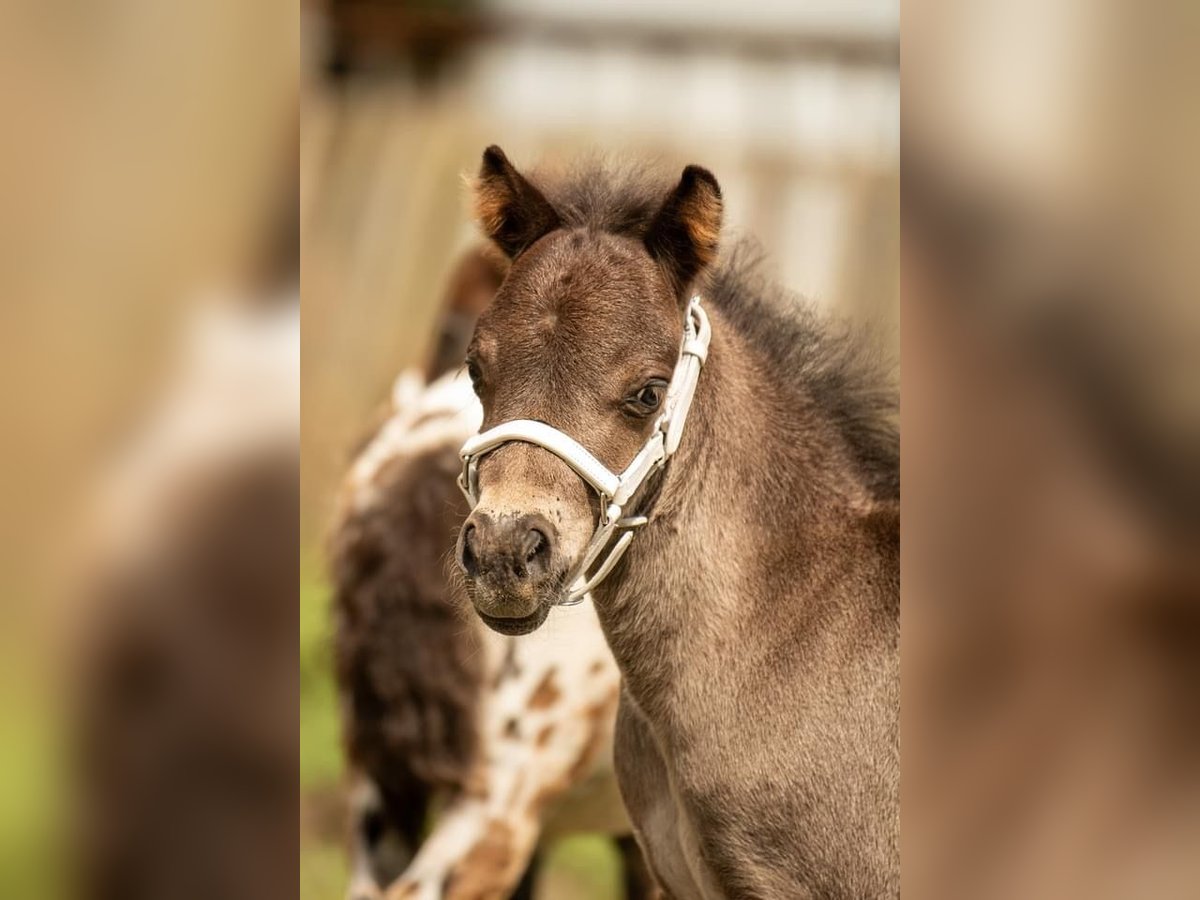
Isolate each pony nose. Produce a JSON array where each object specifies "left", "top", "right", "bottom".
[{"left": 459, "top": 512, "right": 555, "bottom": 581}]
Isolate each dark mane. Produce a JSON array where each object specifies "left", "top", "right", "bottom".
[
  {"left": 707, "top": 245, "right": 900, "bottom": 502},
  {"left": 532, "top": 160, "right": 900, "bottom": 503}
]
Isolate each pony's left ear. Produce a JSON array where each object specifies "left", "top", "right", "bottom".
[
  {"left": 471, "top": 145, "right": 561, "bottom": 259},
  {"left": 644, "top": 165, "right": 723, "bottom": 298}
]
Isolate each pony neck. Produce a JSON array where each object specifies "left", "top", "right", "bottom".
[{"left": 591, "top": 302, "right": 845, "bottom": 718}]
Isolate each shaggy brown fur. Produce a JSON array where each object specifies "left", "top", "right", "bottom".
[
  {"left": 460, "top": 147, "right": 899, "bottom": 898},
  {"left": 331, "top": 246, "right": 502, "bottom": 865},
  {"left": 331, "top": 443, "right": 481, "bottom": 858}
]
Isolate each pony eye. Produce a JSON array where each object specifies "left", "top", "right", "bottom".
[
  {"left": 625, "top": 381, "right": 666, "bottom": 417},
  {"left": 637, "top": 386, "right": 662, "bottom": 409}
]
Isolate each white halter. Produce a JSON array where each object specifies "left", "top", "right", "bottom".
[{"left": 458, "top": 296, "right": 711, "bottom": 605}]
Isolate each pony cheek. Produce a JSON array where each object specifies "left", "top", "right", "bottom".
[{"left": 551, "top": 501, "right": 598, "bottom": 571}]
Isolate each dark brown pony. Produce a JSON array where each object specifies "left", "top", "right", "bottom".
[{"left": 456, "top": 147, "right": 899, "bottom": 898}]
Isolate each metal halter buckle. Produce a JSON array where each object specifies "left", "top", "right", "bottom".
[{"left": 459, "top": 296, "right": 711, "bottom": 605}]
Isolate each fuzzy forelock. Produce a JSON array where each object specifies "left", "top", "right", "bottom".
[{"left": 531, "top": 155, "right": 676, "bottom": 237}]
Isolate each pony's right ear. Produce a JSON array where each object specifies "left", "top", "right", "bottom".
[{"left": 471, "top": 146, "right": 561, "bottom": 258}]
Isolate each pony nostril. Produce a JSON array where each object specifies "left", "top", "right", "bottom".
[
  {"left": 522, "top": 528, "right": 546, "bottom": 564},
  {"left": 461, "top": 515, "right": 554, "bottom": 582},
  {"left": 459, "top": 524, "right": 479, "bottom": 576},
  {"left": 521, "top": 526, "right": 552, "bottom": 576}
]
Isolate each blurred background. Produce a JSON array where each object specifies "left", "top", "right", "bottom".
[
  {"left": 3, "top": 0, "right": 1194, "bottom": 898},
  {"left": 299, "top": 1, "right": 898, "bottom": 896}
]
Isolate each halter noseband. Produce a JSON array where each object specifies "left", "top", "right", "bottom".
[{"left": 458, "top": 296, "right": 711, "bottom": 605}]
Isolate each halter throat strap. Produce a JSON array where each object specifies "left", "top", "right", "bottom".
[{"left": 458, "top": 296, "right": 711, "bottom": 604}]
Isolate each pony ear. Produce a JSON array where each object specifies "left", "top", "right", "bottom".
[
  {"left": 644, "top": 165, "right": 723, "bottom": 297},
  {"left": 471, "top": 145, "right": 561, "bottom": 258}
]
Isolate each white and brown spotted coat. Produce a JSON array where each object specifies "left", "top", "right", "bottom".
[{"left": 337, "top": 370, "right": 628, "bottom": 900}]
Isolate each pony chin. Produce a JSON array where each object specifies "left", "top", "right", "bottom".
[
  {"left": 466, "top": 580, "right": 558, "bottom": 635},
  {"left": 475, "top": 602, "right": 553, "bottom": 636}
]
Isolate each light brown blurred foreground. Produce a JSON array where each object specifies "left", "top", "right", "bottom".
[
  {"left": 903, "top": 1, "right": 1200, "bottom": 897},
  {"left": 72, "top": 302, "right": 299, "bottom": 900},
  {"left": 0, "top": 1, "right": 298, "bottom": 896}
]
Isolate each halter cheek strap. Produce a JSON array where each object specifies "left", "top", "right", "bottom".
[{"left": 458, "top": 296, "right": 711, "bottom": 605}]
